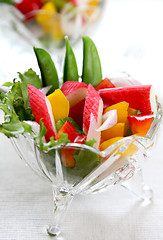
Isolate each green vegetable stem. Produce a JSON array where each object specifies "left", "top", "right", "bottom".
[
  {"left": 33, "top": 47, "right": 59, "bottom": 94},
  {"left": 50, "top": 0, "right": 68, "bottom": 12},
  {"left": 0, "top": 0, "right": 15, "bottom": 4},
  {"left": 63, "top": 37, "right": 79, "bottom": 82},
  {"left": 82, "top": 36, "right": 102, "bottom": 87}
]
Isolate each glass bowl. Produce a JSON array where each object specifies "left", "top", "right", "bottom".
[
  {"left": 1, "top": 0, "right": 105, "bottom": 51},
  {"left": 10, "top": 101, "right": 162, "bottom": 237}
]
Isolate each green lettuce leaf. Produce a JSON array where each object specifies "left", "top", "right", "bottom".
[
  {"left": 0, "top": 116, "right": 24, "bottom": 137},
  {"left": 74, "top": 150, "right": 101, "bottom": 177},
  {"left": 0, "top": 68, "right": 42, "bottom": 121},
  {"left": 0, "top": 67, "right": 70, "bottom": 150},
  {"left": 2, "top": 82, "right": 13, "bottom": 87},
  {"left": 37, "top": 128, "right": 70, "bottom": 152},
  {"left": 18, "top": 68, "right": 42, "bottom": 107},
  {"left": 0, "top": 87, "right": 33, "bottom": 138},
  {"left": 84, "top": 138, "right": 96, "bottom": 147},
  {"left": 64, "top": 138, "right": 101, "bottom": 178},
  {"left": 65, "top": 148, "right": 102, "bottom": 178}
]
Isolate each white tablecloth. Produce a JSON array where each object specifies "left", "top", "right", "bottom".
[
  {"left": 0, "top": 0, "right": 163, "bottom": 239},
  {"left": 0, "top": 130, "right": 163, "bottom": 240}
]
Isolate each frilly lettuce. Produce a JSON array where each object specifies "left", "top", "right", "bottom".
[{"left": 0, "top": 69, "right": 69, "bottom": 150}]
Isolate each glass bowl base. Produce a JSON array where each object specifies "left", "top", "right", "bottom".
[{"left": 47, "top": 225, "right": 61, "bottom": 237}]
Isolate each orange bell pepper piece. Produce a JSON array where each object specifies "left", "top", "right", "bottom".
[
  {"left": 101, "top": 123, "right": 125, "bottom": 142},
  {"left": 104, "top": 101, "right": 129, "bottom": 123}
]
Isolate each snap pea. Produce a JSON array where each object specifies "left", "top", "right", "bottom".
[
  {"left": 63, "top": 37, "right": 79, "bottom": 82},
  {"left": 33, "top": 47, "right": 59, "bottom": 94},
  {"left": 82, "top": 36, "right": 102, "bottom": 87}
]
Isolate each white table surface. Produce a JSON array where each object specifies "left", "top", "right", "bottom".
[{"left": 0, "top": 0, "right": 163, "bottom": 239}]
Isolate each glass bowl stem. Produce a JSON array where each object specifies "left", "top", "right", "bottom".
[{"left": 47, "top": 185, "right": 74, "bottom": 237}]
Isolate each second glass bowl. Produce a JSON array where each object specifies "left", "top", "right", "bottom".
[{"left": 10, "top": 0, "right": 105, "bottom": 50}]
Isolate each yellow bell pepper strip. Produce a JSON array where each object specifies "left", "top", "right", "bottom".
[
  {"left": 104, "top": 101, "right": 129, "bottom": 123},
  {"left": 100, "top": 137, "right": 138, "bottom": 157},
  {"left": 101, "top": 123, "right": 125, "bottom": 142},
  {"left": 89, "top": 0, "right": 99, "bottom": 6},
  {"left": 85, "top": 0, "right": 99, "bottom": 18},
  {"left": 100, "top": 137, "right": 124, "bottom": 151},
  {"left": 51, "top": 15, "right": 64, "bottom": 40},
  {"left": 128, "top": 107, "right": 138, "bottom": 116},
  {"left": 116, "top": 141, "right": 138, "bottom": 157},
  {"left": 35, "top": 2, "right": 64, "bottom": 40},
  {"left": 47, "top": 89, "right": 70, "bottom": 122},
  {"left": 35, "top": 2, "right": 56, "bottom": 31}
]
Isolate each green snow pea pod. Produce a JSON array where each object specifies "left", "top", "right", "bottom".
[
  {"left": 33, "top": 47, "right": 59, "bottom": 94},
  {"left": 82, "top": 36, "right": 102, "bottom": 87},
  {"left": 63, "top": 37, "right": 79, "bottom": 82}
]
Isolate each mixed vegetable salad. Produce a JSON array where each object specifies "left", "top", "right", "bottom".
[{"left": 0, "top": 37, "right": 157, "bottom": 171}]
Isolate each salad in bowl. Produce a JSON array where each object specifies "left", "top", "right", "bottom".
[{"left": 0, "top": 37, "right": 162, "bottom": 237}]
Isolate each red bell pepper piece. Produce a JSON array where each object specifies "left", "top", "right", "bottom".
[
  {"left": 69, "top": 99, "right": 85, "bottom": 128},
  {"left": 128, "top": 113, "right": 154, "bottom": 135},
  {"left": 56, "top": 120, "right": 86, "bottom": 168},
  {"left": 95, "top": 78, "right": 115, "bottom": 91},
  {"left": 15, "top": 0, "right": 43, "bottom": 21},
  {"left": 61, "top": 149, "right": 76, "bottom": 168},
  {"left": 102, "top": 96, "right": 116, "bottom": 111},
  {"left": 56, "top": 120, "right": 86, "bottom": 143},
  {"left": 67, "top": 0, "right": 78, "bottom": 6}
]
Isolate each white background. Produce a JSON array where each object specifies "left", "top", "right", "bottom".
[{"left": 0, "top": 0, "right": 163, "bottom": 239}]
